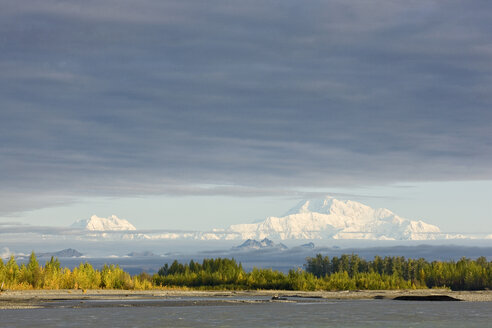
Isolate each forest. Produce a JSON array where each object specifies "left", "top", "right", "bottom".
[
  {"left": 304, "top": 254, "right": 492, "bottom": 291},
  {"left": 1, "top": 252, "right": 491, "bottom": 291}
]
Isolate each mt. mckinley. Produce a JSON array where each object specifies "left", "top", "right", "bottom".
[
  {"left": 223, "top": 197, "right": 441, "bottom": 240},
  {"left": 70, "top": 197, "right": 444, "bottom": 241},
  {"left": 71, "top": 215, "right": 136, "bottom": 231}
]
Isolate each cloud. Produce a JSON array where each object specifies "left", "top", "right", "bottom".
[
  {"left": 0, "top": 223, "right": 200, "bottom": 238},
  {"left": 0, "top": 225, "right": 82, "bottom": 235},
  {"left": 1, "top": 1, "right": 492, "bottom": 215},
  {"left": 0, "top": 247, "right": 12, "bottom": 259}
]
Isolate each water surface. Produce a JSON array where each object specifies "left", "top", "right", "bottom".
[{"left": 1, "top": 299, "right": 491, "bottom": 327}]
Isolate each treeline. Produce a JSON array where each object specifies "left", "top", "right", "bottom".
[
  {"left": 0, "top": 252, "right": 153, "bottom": 290},
  {"left": 153, "top": 257, "right": 413, "bottom": 290},
  {"left": 305, "top": 254, "right": 492, "bottom": 290},
  {"left": 2, "top": 252, "right": 491, "bottom": 291}
]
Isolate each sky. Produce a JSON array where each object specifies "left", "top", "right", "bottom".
[{"left": 1, "top": 1, "right": 491, "bottom": 234}]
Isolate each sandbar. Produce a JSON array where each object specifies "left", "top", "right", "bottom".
[{"left": 1, "top": 289, "right": 491, "bottom": 309}]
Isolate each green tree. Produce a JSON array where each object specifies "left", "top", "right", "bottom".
[
  {"left": 5, "top": 255, "right": 19, "bottom": 287},
  {"left": 26, "top": 251, "right": 42, "bottom": 288}
]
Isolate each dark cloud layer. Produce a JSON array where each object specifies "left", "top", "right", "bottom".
[{"left": 1, "top": 1, "right": 492, "bottom": 214}]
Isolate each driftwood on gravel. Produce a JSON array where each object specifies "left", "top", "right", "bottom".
[{"left": 393, "top": 295, "right": 461, "bottom": 301}]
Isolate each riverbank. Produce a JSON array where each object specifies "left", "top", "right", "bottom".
[{"left": 1, "top": 289, "right": 492, "bottom": 309}]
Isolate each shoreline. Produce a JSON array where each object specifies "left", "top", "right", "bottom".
[{"left": 1, "top": 289, "right": 492, "bottom": 309}]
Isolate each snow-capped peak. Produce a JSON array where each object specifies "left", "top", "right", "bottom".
[
  {"left": 283, "top": 197, "right": 336, "bottom": 215},
  {"left": 284, "top": 197, "right": 394, "bottom": 221},
  {"left": 71, "top": 215, "right": 136, "bottom": 231},
  {"left": 227, "top": 196, "right": 441, "bottom": 241}
]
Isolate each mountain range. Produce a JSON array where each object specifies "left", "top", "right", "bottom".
[{"left": 69, "top": 197, "right": 448, "bottom": 241}]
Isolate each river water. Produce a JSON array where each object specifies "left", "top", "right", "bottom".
[{"left": 1, "top": 298, "right": 491, "bottom": 327}]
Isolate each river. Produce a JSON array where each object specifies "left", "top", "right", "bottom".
[{"left": 1, "top": 297, "right": 491, "bottom": 327}]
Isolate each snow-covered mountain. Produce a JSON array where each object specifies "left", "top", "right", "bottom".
[
  {"left": 224, "top": 197, "right": 441, "bottom": 241},
  {"left": 71, "top": 215, "right": 136, "bottom": 231}
]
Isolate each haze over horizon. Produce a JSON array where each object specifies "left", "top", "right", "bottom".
[{"left": 1, "top": 1, "right": 491, "bottom": 236}]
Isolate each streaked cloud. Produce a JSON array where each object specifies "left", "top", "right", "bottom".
[{"left": 1, "top": 1, "right": 491, "bottom": 215}]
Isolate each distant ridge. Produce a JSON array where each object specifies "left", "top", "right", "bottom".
[
  {"left": 37, "top": 248, "right": 83, "bottom": 258},
  {"left": 126, "top": 251, "right": 157, "bottom": 257},
  {"left": 300, "top": 242, "right": 315, "bottom": 249},
  {"left": 233, "top": 238, "right": 288, "bottom": 250}
]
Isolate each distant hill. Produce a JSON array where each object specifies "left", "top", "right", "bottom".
[
  {"left": 37, "top": 248, "right": 83, "bottom": 258},
  {"left": 233, "top": 238, "right": 288, "bottom": 251},
  {"left": 300, "top": 242, "right": 315, "bottom": 249},
  {"left": 126, "top": 251, "right": 158, "bottom": 257}
]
